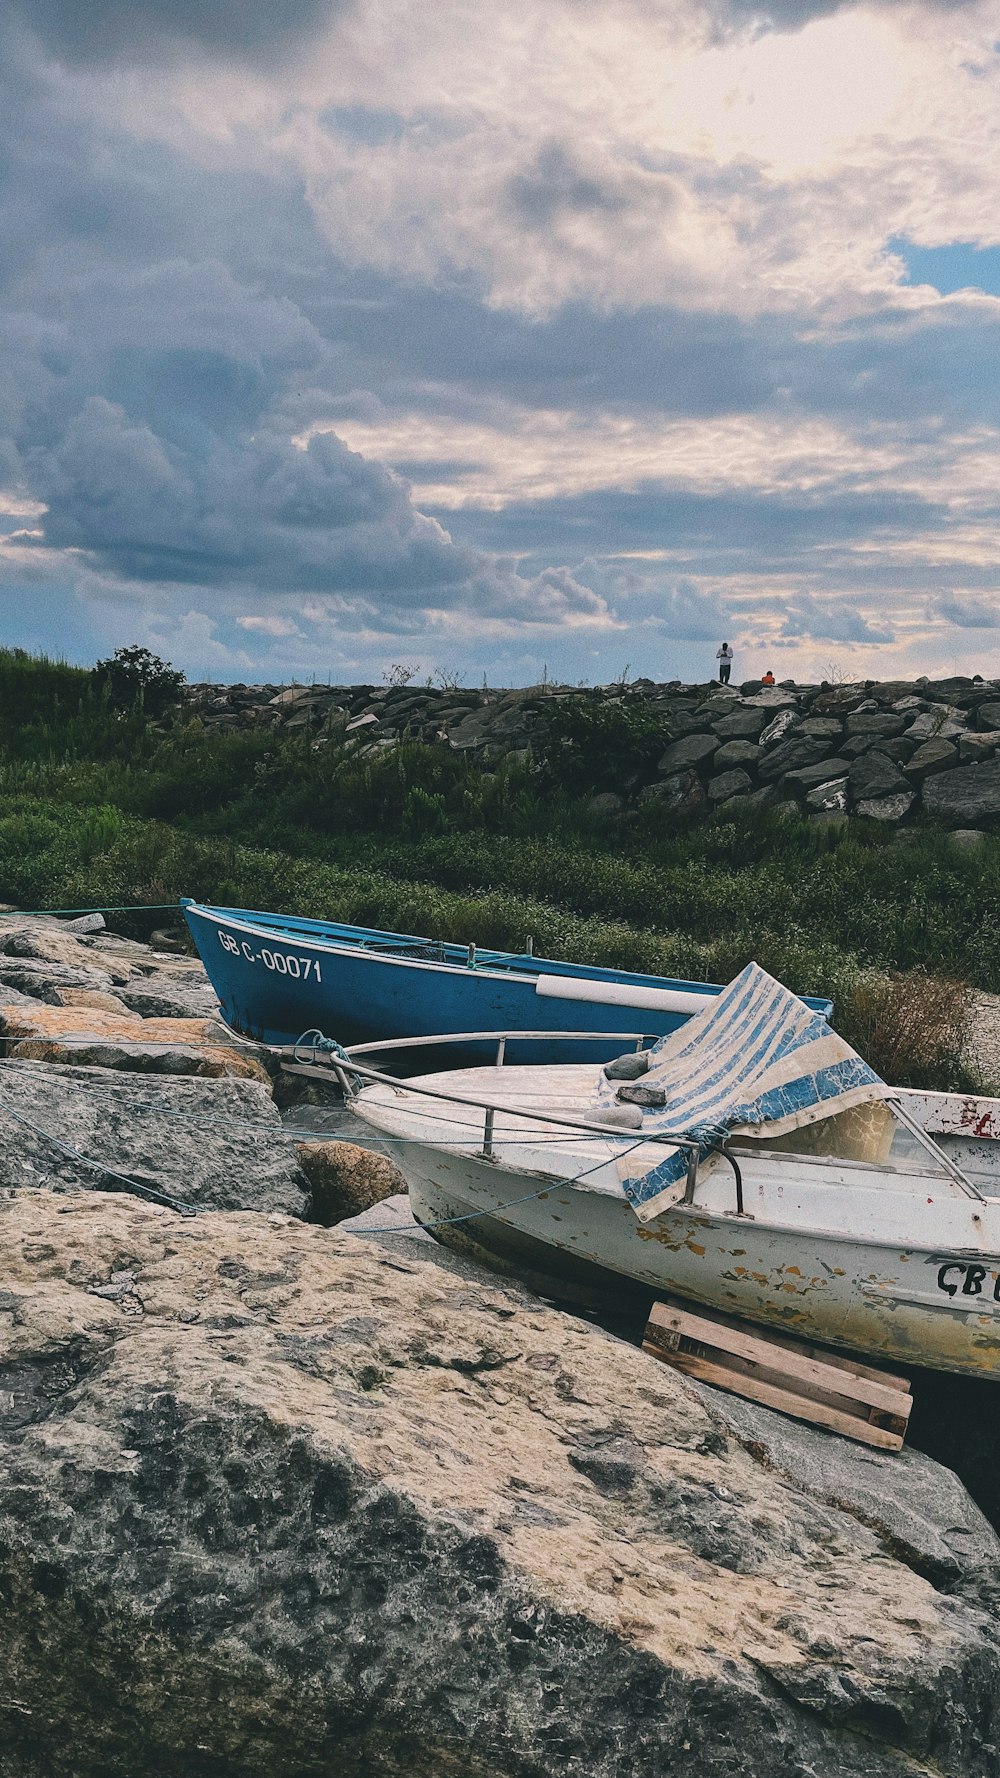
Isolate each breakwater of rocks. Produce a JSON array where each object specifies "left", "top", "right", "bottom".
[{"left": 184, "top": 673, "right": 1000, "bottom": 829}]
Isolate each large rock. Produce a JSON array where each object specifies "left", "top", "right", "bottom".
[
  {"left": 640, "top": 771, "right": 707, "bottom": 819},
  {"left": 0, "top": 1005, "right": 268, "bottom": 1082},
  {"left": 712, "top": 739, "right": 762, "bottom": 771},
  {"left": 0, "top": 1061, "right": 308, "bottom": 1214},
  {"left": 905, "top": 739, "right": 958, "bottom": 778},
  {"left": 712, "top": 709, "right": 767, "bottom": 741},
  {"left": 757, "top": 735, "right": 836, "bottom": 784},
  {"left": 782, "top": 757, "right": 851, "bottom": 792},
  {"left": 844, "top": 713, "right": 905, "bottom": 738},
  {"left": 0, "top": 1190, "right": 998, "bottom": 1778},
  {"left": 706, "top": 767, "right": 753, "bottom": 803},
  {"left": 905, "top": 706, "right": 967, "bottom": 743},
  {"left": 856, "top": 792, "right": 915, "bottom": 823},
  {"left": 848, "top": 751, "right": 909, "bottom": 801},
  {"left": 657, "top": 732, "right": 720, "bottom": 774},
  {"left": 297, "top": 1139, "right": 409, "bottom": 1225},
  {"left": 923, "top": 760, "right": 1000, "bottom": 827}
]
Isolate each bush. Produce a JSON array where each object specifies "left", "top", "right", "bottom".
[
  {"left": 840, "top": 971, "right": 975, "bottom": 1091},
  {"left": 537, "top": 694, "right": 669, "bottom": 793},
  {"left": 92, "top": 646, "right": 185, "bottom": 718}
]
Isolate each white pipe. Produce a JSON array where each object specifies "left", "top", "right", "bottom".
[{"left": 534, "top": 974, "right": 715, "bottom": 1016}]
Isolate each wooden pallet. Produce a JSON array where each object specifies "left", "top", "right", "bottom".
[{"left": 643, "top": 1296, "right": 912, "bottom": 1451}]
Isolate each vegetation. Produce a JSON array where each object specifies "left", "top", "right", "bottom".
[{"left": 0, "top": 646, "right": 995, "bottom": 1090}]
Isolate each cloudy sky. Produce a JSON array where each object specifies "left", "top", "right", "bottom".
[{"left": 1, "top": 0, "right": 999, "bottom": 685}]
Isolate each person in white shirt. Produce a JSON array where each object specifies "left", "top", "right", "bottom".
[{"left": 716, "top": 642, "right": 734, "bottom": 685}]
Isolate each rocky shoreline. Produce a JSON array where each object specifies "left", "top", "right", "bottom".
[
  {"left": 0, "top": 913, "right": 1000, "bottom": 1774},
  {"left": 183, "top": 673, "right": 1000, "bottom": 829}
]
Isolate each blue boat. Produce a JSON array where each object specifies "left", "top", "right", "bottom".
[{"left": 181, "top": 899, "right": 833, "bottom": 1061}]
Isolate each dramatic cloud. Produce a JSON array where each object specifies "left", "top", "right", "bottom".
[
  {"left": 6, "top": 0, "right": 343, "bottom": 65},
  {"left": 1, "top": 0, "right": 1000, "bottom": 682}
]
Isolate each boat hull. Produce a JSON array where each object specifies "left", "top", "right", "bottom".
[
  {"left": 400, "top": 1145, "right": 1000, "bottom": 1378},
  {"left": 184, "top": 901, "right": 823, "bottom": 1061}
]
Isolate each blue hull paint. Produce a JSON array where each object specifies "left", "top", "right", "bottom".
[{"left": 182, "top": 900, "right": 833, "bottom": 1062}]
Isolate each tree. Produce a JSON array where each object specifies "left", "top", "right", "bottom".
[{"left": 92, "top": 646, "right": 186, "bottom": 718}]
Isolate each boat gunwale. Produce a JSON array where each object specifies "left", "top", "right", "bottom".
[{"left": 184, "top": 901, "right": 834, "bottom": 1012}]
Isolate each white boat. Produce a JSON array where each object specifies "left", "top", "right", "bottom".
[{"left": 338, "top": 964, "right": 1000, "bottom": 1379}]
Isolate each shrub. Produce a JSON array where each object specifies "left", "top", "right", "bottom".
[
  {"left": 840, "top": 971, "right": 975, "bottom": 1091},
  {"left": 92, "top": 646, "right": 185, "bottom": 718}
]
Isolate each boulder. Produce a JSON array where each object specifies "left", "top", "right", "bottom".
[
  {"left": 959, "top": 731, "right": 1000, "bottom": 764},
  {"left": 799, "top": 718, "right": 844, "bottom": 742},
  {"left": 0, "top": 1193, "right": 997, "bottom": 1778},
  {"left": 758, "top": 735, "right": 838, "bottom": 784},
  {"left": 848, "top": 751, "right": 908, "bottom": 801},
  {"left": 905, "top": 706, "right": 967, "bottom": 743},
  {"left": 0, "top": 958, "right": 124, "bottom": 1004},
  {"left": 297, "top": 1139, "right": 409, "bottom": 1225},
  {"left": 712, "top": 741, "right": 762, "bottom": 771},
  {"left": 0, "top": 1006, "right": 268, "bottom": 1082},
  {"left": 923, "top": 760, "right": 1000, "bottom": 827},
  {"left": 657, "top": 733, "right": 720, "bottom": 774},
  {"left": 707, "top": 767, "right": 753, "bottom": 803},
  {"left": 856, "top": 792, "right": 915, "bottom": 822},
  {"left": 640, "top": 772, "right": 707, "bottom": 819},
  {"left": 0, "top": 1061, "right": 308, "bottom": 1214},
  {"left": 804, "top": 777, "right": 849, "bottom": 813},
  {"left": 844, "top": 713, "right": 906, "bottom": 738},
  {"left": 782, "top": 757, "right": 851, "bottom": 792},
  {"left": 977, "top": 701, "right": 1000, "bottom": 729},
  {"left": 712, "top": 709, "right": 768, "bottom": 741},
  {"left": 758, "top": 709, "right": 799, "bottom": 748},
  {"left": 0, "top": 923, "right": 134, "bottom": 984}
]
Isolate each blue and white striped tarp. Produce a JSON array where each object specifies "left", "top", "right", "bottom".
[{"left": 600, "top": 962, "right": 887, "bottom": 1222}]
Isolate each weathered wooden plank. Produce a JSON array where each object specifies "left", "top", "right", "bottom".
[
  {"left": 643, "top": 1339, "right": 905, "bottom": 1451},
  {"left": 647, "top": 1302, "right": 911, "bottom": 1416},
  {"left": 649, "top": 1291, "right": 911, "bottom": 1395}
]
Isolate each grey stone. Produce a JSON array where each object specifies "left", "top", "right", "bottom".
[
  {"left": 657, "top": 732, "right": 720, "bottom": 773},
  {"left": 297, "top": 1140, "right": 408, "bottom": 1226},
  {"left": 603, "top": 1051, "right": 651, "bottom": 1080},
  {"left": 743, "top": 688, "right": 799, "bottom": 709},
  {"left": 758, "top": 735, "right": 839, "bottom": 783},
  {"left": 0, "top": 1060, "right": 309, "bottom": 1215},
  {"left": 616, "top": 1081, "right": 667, "bottom": 1106},
  {"left": 585, "top": 791, "right": 625, "bottom": 818},
  {"left": 805, "top": 777, "right": 849, "bottom": 812},
  {"left": 844, "top": 713, "right": 906, "bottom": 738},
  {"left": 0, "top": 959, "right": 123, "bottom": 1005},
  {"left": 878, "top": 736, "right": 918, "bottom": 764},
  {"left": 848, "top": 751, "right": 908, "bottom": 800},
  {"left": 116, "top": 974, "right": 222, "bottom": 1021},
  {"left": 640, "top": 772, "right": 707, "bottom": 819},
  {"left": 856, "top": 792, "right": 915, "bottom": 822},
  {"left": 799, "top": 718, "right": 843, "bottom": 741},
  {"left": 782, "top": 757, "right": 851, "bottom": 791},
  {"left": 698, "top": 1388, "right": 1000, "bottom": 1595},
  {"left": 906, "top": 705, "right": 967, "bottom": 742},
  {"left": 906, "top": 738, "right": 959, "bottom": 778},
  {"left": 707, "top": 768, "right": 753, "bottom": 802},
  {"left": 0, "top": 1192, "right": 998, "bottom": 1778},
  {"left": 758, "top": 709, "right": 799, "bottom": 747},
  {"left": 712, "top": 741, "right": 762, "bottom": 771},
  {"left": 959, "top": 731, "right": 1000, "bottom": 763},
  {"left": 712, "top": 709, "right": 768, "bottom": 740},
  {"left": 924, "top": 760, "right": 1000, "bottom": 827},
  {"left": 977, "top": 701, "right": 1000, "bottom": 728},
  {"left": 950, "top": 829, "right": 987, "bottom": 849}
]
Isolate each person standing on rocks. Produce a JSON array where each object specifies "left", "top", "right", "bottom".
[{"left": 716, "top": 642, "right": 734, "bottom": 685}]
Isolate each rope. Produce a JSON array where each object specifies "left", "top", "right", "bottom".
[
  {"left": 0, "top": 1101, "right": 196, "bottom": 1216},
  {"left": 350, "top": 1135, "right": 651, "bottom": 1237},
  {"left": 0, "top": 902, "right": 180, "bottom": 918}
]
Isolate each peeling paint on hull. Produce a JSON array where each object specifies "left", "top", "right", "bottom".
[{"left": 396, "top": 1146, "right": 1000, "bottom": 1379}]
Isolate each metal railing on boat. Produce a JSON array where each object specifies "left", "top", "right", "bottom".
[{"left": 281, "top": 1027, "right": 711, "bottom": 1204}]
